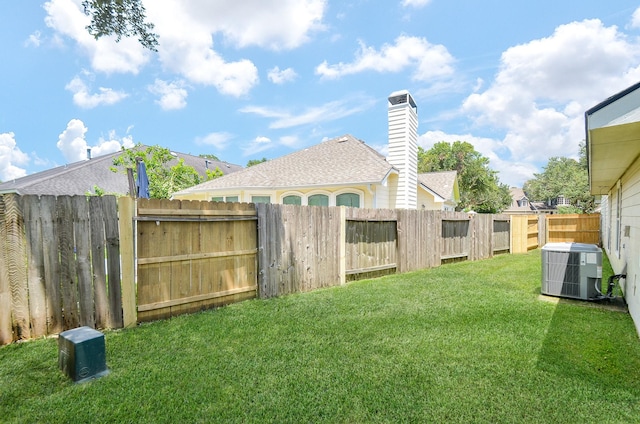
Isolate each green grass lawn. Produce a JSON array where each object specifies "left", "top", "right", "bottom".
[{"left": 2, "top": 250, "right": 640, "bottom": 423}]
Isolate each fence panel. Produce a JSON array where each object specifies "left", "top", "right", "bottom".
[
  {"left": 493, "top": 217, "right": 511, "bottom": 253},
  {"left": 136, "top": 199, "right": 258, "bottom": 322},
  {"left": 441, "top": 212, "right": 471, "bottom": 261},
  {"left": 397, "top": 209, "right": 441, "bottom": 273},
  {"left": 345, "top": 208, "right": 397, "bottom": 280},
  {"left": 546, "top": 214, "right": 600, "bottom": 244},
  {"left": 0, "top": 195, "right": 122, "bottom": 346},
  {"left": 257, "top": 204, "right": 342, "bottom": 298},
  {"left": 511, "top": 215, "right": 540, "bottom": 253}
]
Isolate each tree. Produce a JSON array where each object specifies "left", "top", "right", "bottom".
[
  {"left": 246, "top": 158, "right": 267, "bottom": 167},
  {"left": 111, "top": 144, "right": 221, "bottom": 199},
  {"left": 82, "top": 0, "right": 159, "bottom": 51},
  {"left": 523, "top": 144, "right": 595, "bottom": 213},
  {"left": 418, "top": 141, "right": 511, "bottom": 213},
  {"left": 199, "top": 154, "right": 220, "bottom": 161}
]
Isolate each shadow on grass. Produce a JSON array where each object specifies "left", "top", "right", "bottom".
[{"left": 536, "top": 294, "right": 640, "bottom": 394}]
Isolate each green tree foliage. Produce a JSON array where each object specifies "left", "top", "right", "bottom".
[
  {"left": 418, "top": 141, "right": 511, "bottom": 213},
  {"left": 82, "top": 0, "right": 159, "bottom": 51},
  {"left": 246, "top": 158, "right": 267, "bottom": 167},
  {"left": 523, "top": 144, "right": 595, "bottom": 213},
  {"left": 199, "top": 154, "right": 220, "bottom": 161},
  {"left": 112, "top": 145, "right": 220, "bottom": 199}
]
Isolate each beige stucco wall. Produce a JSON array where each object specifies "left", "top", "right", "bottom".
[
  {"left": 417, "top": 189, "right": 441, "bottom": 210},
  {"left": 604, "top": 156, "right": 640, "bottom": 336},
  {"left": 173, "top": 184, "right": 381, "bottom": 208}
]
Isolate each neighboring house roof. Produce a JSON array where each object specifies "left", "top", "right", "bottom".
[
  {"left": 0, "top": 145, "right": 242, "bottom": 196},
  {"left": 417, "top": 171, "right": 458, "bottom": 203},
  {"left": 174, "top": 134, "right": 397, "bottom": 194},
  {"left": 504, "top": 187, "right": 535, "bottom": 214}
]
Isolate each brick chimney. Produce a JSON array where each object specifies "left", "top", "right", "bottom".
[{"left": 387, "top": 90, "right": 418, "bottom": 209}]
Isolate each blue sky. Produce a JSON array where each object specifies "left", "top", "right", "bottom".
[{"left": 1, "top": 1, "right": 639, "bottom": 187}]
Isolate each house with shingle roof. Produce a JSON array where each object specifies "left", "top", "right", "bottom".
[
  {"left": 173, "top": 91, "right": 459, "bottom": 211},
  {"left": 0, "top": 145, "right": 242, "bottom": 197}
]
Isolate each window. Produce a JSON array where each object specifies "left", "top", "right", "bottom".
[
  {"left": 251, "top": 195, "right": 271, "bottom": 204},
  {"left": 283, "top": 195, "right": 301, "bottom": 205},
  {"left": 211, "top": 195, "right": 239, "bottom": 203},
  {"left": 308, "top": 194, "right": 329, "bottom": 206},
  {"left": 336, "top": 193, "right": 360, "bottom": 207}
]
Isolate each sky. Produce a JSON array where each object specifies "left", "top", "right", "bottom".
[{"left": 1, "top": 1, "right": 640, "bottom": 188}]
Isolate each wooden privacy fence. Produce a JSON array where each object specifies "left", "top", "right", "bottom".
[
  {"left": 257, "top": 205, "right": 512, "bottom": 298},
  {"left": 0, "top": 194, "right": 122, "bottom": 345},
  {"left": 4, "top": 194, "right": 601, "bottom": 346},
  {"left": 511, "top": 213, "right": 601, "bottom": 253}
]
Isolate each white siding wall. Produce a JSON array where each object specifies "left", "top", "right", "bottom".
[
  {"left": 387, "top": 92, "right": 418, "bottom": 209},
  {"left": 606, "top": 157, "right": 640, "bottom": 336}
]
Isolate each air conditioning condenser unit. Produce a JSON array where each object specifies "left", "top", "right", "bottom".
[{"left": 541, "top": 242, "right": 602, "bottom": 300}]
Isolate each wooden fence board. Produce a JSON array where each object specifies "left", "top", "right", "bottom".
[
  {"left": 57, "top": 196, "right": 79, "bottom": 329},
  {"left": 72, "top": 196, "right": 95, "bottom": 328},
  {"left": 0, "top": 195, "right": 13, "bottom": 344},
  {"left": 89, "top": 196, "right": 110, "bottom": 329},
  {"left": 118, "top": 196, "right": 136, "bottom": 328},
  {"left": 102, "top": 196, "right": 123, "bottom": 328},
  {"left": 5, "top": 194, "right": 30, "bottom": 340},
  {"left": 22, "top": 196, "right": 47, "bottom": 337},
  {"left": 39, "top": 196, "right": 63, "bottom": 334}
]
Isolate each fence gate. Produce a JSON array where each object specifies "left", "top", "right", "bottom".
[{"left": 134, "top": 199, "right": 258, "bottom": 323}]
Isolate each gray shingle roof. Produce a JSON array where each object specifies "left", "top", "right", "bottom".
[
  {"left": 175, "top": 134, "right": 396, "bottom": 193},
  {"left": 0, "top": 146, "right": 242, "bottom": 196},
  {"left": 417, "top": 171, "right": 457, "bottom": 201}
]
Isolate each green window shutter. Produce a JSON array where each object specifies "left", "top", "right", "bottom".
[
  {"left": 308, "top": 194, "right": 329, "bottom": 206},
  {"left": 336, "top": 193, "right": 360, "bottom": 207},
  {"left": 283, "top": 195, "right": 302, "bottom": 205},
  {"left": 251, "top": 195, "right": 271, "bottom": 204}
]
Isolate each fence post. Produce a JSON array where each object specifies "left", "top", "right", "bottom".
[{"left": 118, "top": 196, "right": 136, "bottom": 328}]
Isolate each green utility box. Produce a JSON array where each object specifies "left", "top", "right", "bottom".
[{"left": 58, "top": 326, "right": 109, "bottom": 383}]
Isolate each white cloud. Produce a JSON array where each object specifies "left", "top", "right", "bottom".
[
  {"left": 44, "top": 0, "right": 326, "bottom": 96},
  {"left": 268, "top": 66, "right": 298, "bottom": 84},
  {"left": 148, "top": 79, "right": 188, "bottom": 110},
  {"left": 456, "top": 18, "right": 640, "bottom": 185},
  {"left": 0, "top": 133, "right": 29, "bottom": 181},
  {"left": 176, "top": 0, "right": 327, "bottom": 50},
  {"left": 44, "top": 0, "right": 150, "bottom": 74},
  {"left": 195, "top": 132, "right": 234, "bottom": 150},
  {"left": 65, "top": 76, "right": 128, "bottom": 108},
  {"left": 315, "top": 35, "right": 455, "bottom": 81},
  {"left": 25, "top": 31, "right": 42, "bottom": 47},
  {"left": 56, "top": 119, "right": 135, "bottom": 163},
  {"left": 242, "top": 136, "right": 274, "bottom": 156},
  {"left": 279, "top": 135, "right": 300, "bottom": 148},
  {"left": 240, "top": 96, "right": 375, "bottom": 129},
  {"left": 401, "top": 0, "right": 431, "bottom": 8},
  {"left": 631, "top": 6, "right": 640, "bottom": 28}
]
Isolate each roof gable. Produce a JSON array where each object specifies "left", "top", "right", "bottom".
[
  {"left": 417, "top": 171, "right": 458, "bottom": 202},
  {"left": 176, "top": 134, "right": 396, "bottom": 193}
]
